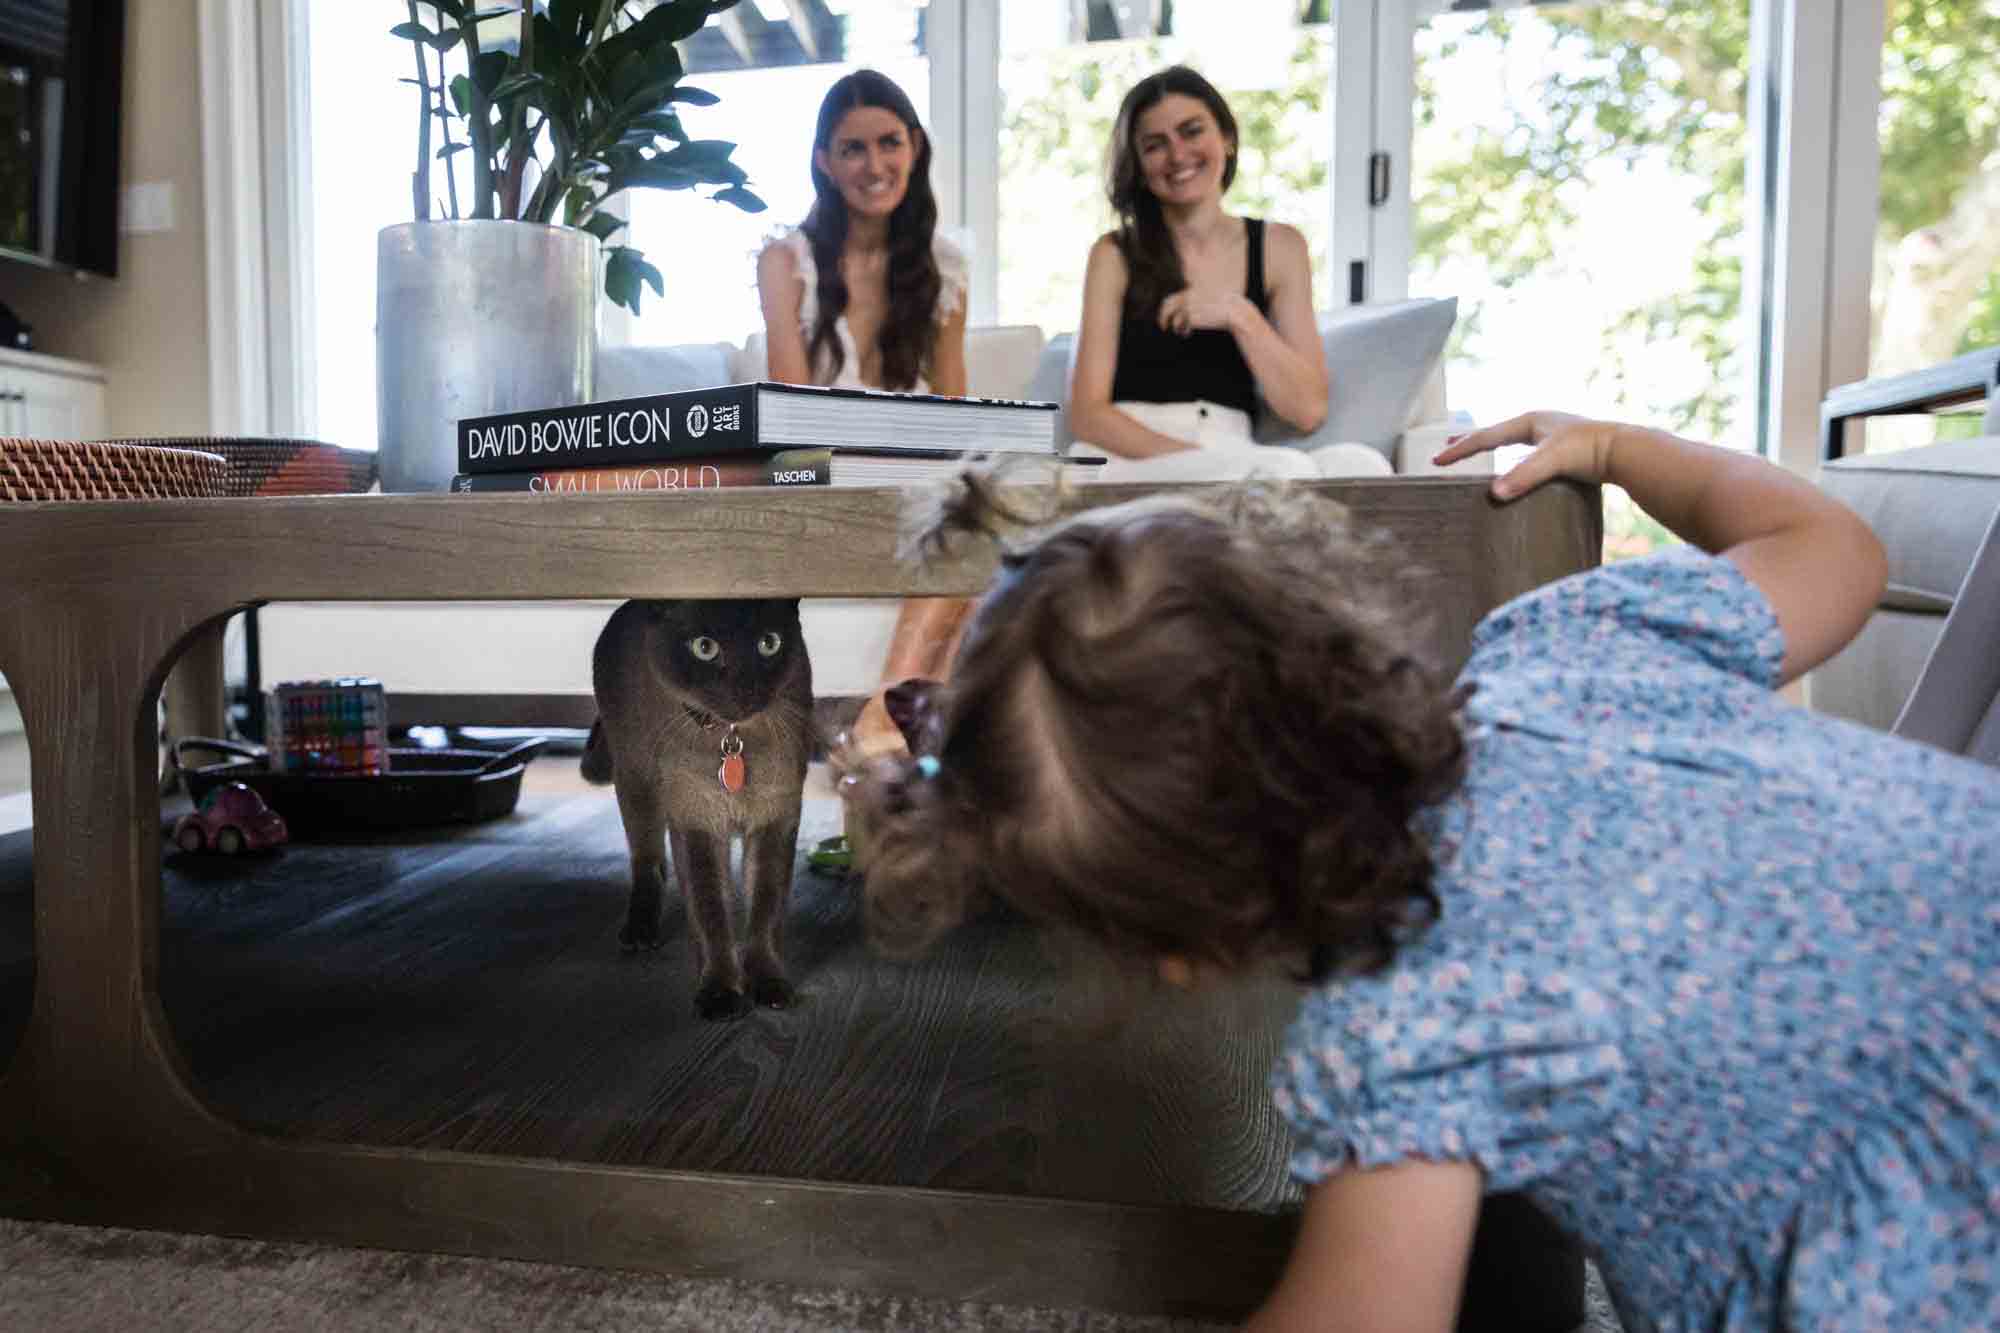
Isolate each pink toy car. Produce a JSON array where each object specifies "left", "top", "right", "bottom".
[{"left": 172, "top": 782, "right": 289, "bottom": 855}]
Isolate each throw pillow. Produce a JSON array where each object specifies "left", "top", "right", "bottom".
[
  {"left": 594, "top": 342, "right": 738, "bottom": 400},
  {"left": 1255, "top": 296, "right": 1458, "bottom": 455}
]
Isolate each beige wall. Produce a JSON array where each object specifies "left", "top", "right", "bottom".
[{"left": 0, "top": 0, "right": 209, "bottom": 437}]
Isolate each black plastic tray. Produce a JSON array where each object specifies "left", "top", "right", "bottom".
[{"left": 171, "top": 737, "right": 545, "bottom": 834}]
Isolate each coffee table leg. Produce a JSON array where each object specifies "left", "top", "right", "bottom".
[
  {"left": 0, "top": 594, "right": 237, "bottom": 1174},
  {"left": 160, "top": 619, "right": 231, "bottom": 790}
]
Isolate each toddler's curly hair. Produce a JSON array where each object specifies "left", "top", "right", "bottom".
[{"left": 839, "top": 474, "right": 1469, "bottom": 983}]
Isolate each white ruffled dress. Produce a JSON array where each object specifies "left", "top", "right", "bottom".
[{"left": 759, "top": 226, "right": 968, "bottom": 392}]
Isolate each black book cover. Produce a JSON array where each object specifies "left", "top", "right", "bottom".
[
  {"left": 458, "top": 381, "right": 1060, "bottom": 476},
  {"left": 459, "top": 384, "right": 764, "bottom": 476}
]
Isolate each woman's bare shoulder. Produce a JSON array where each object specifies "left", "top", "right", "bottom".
[
  {"left": 1263, "top": 221, "right": 1313, "bottom": 266},
  {"left": 755, "top": 227, "right": 808, "bottom": 282},
  {"left": 1087, "top": 231, "right": 1128, "bottom": 273},
  {"left": 1262, "top": 219, "right": 1310, "bottom": 251}
]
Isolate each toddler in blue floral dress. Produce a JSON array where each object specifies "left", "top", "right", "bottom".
[{"left": 840, "top": 409, "right": 1999, "bottom": 1332}]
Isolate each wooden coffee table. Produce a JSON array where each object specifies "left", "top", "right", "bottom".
[{"left": 0, "top": 480, "right": 1599, "bottom": 1316}]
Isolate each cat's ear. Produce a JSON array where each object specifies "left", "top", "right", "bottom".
[{"left": 883, "top": 677, "right": 943, "bottom": 751}]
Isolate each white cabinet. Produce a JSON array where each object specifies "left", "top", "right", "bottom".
[
  {"left": 0, "top": 348, "right": 109, "bottom": 440},
  {"left": 0, "top": 348, "right": 108, "bottom": 737}
]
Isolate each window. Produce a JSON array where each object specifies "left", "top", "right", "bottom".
[
  {"left": 1404, "top": 2, "right": 1753, "bottom": 558},
  {"left": 995, "top": 0, "right": 1335, "bottom": 335},
  {"left": 622, "top": 2, "right": 930, "bottom": 347},
  {"left": 304, "top": 2, "right": 429, "bottom": 456},
  {"left": 271, "top": 0, "right": 1884, "bottom": 501},
  {"left": 299, "top": 2, "right": 927, "bottom": 451},
  {"left": 1408, "top": 3, "right": 1754, "bottom": 448},
  {"left": 1863, "top": 0, "right": 2000, "bottom": 451}
]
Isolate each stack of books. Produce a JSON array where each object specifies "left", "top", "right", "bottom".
[{"left": 452, "top": 381, "right": 1082, "bottom": 493}]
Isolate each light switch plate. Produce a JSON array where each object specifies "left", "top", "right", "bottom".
[{"left": 120, "top": 181, "right": 176, "bottom": 234}]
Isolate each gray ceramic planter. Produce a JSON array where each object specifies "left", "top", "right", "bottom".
[{"left": 376, "top": 220, "right": 599, "bottom": 493}]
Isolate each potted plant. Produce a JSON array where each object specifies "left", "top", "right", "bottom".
[{"left": 377, "top": 0, "right": 765, "bottom": 492}]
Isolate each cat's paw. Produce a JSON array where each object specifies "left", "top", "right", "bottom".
[
  {"left": 619, "top": 915, "right": 664, "bottom": 952},
  {"left": 750, "top": 974, "right": 797, "bottom": 1010},
  {"left": 693, "top": 978, "right": 751, "bottom": 1022}
]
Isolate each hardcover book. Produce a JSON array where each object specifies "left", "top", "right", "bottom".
[
  {"left": 450, "top": 447, "right": 1099, "bottom": 493},
  {"left": 457, "top": 380, "right": 1060, "bottom": 476}
]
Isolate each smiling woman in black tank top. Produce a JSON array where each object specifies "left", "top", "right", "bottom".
[{"left": 1068, "top": 66, "right": 1337, "bottom": 482}]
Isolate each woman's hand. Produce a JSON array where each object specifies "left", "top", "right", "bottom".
[
  {"left": 1159, "top": 286, "right": 1250, "bottom": 336},
  {"left": 1431, "top": 411, "right": 1620, "bottom": 500}
]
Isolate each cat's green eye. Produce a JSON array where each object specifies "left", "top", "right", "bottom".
[
  {"left": 757, "top": 630, "right": 783, "bottom": 658},
  {"left": 689, "top": 636, "right": 721, "bottom": 662}
]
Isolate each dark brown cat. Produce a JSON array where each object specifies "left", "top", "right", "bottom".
[{"left": 581, "top": 598, "right": 814, "bottom": 1021}]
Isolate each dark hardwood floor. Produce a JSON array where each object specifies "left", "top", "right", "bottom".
[{"left": 0, "top": 769, "right": 1302, "bottom": 1215}]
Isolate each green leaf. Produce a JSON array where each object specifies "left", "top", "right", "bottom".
[
  {"left": 604, "top": 160, "right": 702, "bottom": 193},
  {"left": 547, "top": 0, "right": 586, "bottom": 47},
  {"left": 713, "top": 184, "right": 765, "bottom": 213},
  {"left": 435, "top": 142, "right": 471, "bottom": 160},
  {"left": 605, "top": 245, "right": 666, "bottom": 317},
  {"left": 658, "top": 138, "right": 739, "bottom": 170},
  {"left": 490, "top": 71, "right": 544, "bottom": 102},
  {"left": 449, "top": 74, "right": 472, "bottom": 117},
  {"left": 632, "top": 0, "right": 712, "bottom": 49},
  {"left": 628, "top": 111, "right": 687, "bottom": 138},
  {"left": 470, "top": 49, "right": 512, "bottom": 96},
  {"left": 666, "top": 84, "right": 719, "bottom": 107},
  {"left": 389, "top": 22, "right": 436, "bottom": 42},
  {"left": 581, "top": 212, "right": 626, "bottom": 242},
  {"left": 608, "top": 50, "right": 654, "bottom": 107},
  {"left": 426, "top": 0, "right": 469, "bottom": 19}
]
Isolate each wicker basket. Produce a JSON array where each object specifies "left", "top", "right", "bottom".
[
  {"left": 0, "top": 437, "right": 229, "bottom": 501},
  {"left": 116, "top": 436, "right": 378, "bottom": 497}
]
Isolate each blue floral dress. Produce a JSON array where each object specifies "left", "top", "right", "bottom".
[{"left": 1271, "top": 549, "right": 2000, "bottom": 1333}]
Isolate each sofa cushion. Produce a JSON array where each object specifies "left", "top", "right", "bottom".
[
  {"left": 595, "top": 342, "right": 739, "bottom": 399},
  {"left": 1255, "top": 297, "right": 1458, "bottom": 459},
  {"left": 966, "top": 324, "right": 1045, "bottom": 400},
  {"left": 1819, "top": 435, "right": 2000, "bottom": 608},
  {"left": 1811, "top": 607, "right": 1949, "bottom": 733},
  {"left": 1027, "top": 334, "right": 1075, "bottom": 449},
  {"left": 736, "top": 327, "right": 1044, "bottom": 401}
]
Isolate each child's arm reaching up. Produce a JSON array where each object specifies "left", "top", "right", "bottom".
[
  {"left": 1246, "top": 1160, "right": 1481, "bottom": 1333},
  {"left": 1433, "top": 413, "right": 1888, "bottom": 686}
]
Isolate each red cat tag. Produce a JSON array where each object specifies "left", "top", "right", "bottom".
[{"left": 719, "top": 729, "right": 745, "bottom": 793}]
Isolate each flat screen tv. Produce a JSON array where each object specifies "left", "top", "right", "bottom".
[{"left": 0, "top": 0, "right": 123, "bottom": 278}]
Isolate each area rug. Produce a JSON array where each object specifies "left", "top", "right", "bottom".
[
  {"left": 0, "top": 1217, "right": 1624, "bottom": 1332},
  {"left": 0, "top": 1216, "right": 1227, "bottom": 1332}
]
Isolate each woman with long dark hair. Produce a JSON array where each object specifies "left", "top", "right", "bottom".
[
  {"left": 757, "top": 67, "right": 966, "bottom": 393},
  {"left": 1070, "top": 66, "right": 1380, "bottom": 480},
  {"left": 756, "top": 68, "right": 972, "bottom": 753}
]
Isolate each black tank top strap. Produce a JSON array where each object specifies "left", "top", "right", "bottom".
[{"left": 1245, "top": 217, "right": 1267, "bottom": 312}]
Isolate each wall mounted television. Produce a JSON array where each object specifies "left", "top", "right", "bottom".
[{"left": 0, "top": 0, "right": 124, "bottom": 278}]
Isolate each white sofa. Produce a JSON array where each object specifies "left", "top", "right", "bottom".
[{"left": 261, "top": 311, "right": 1472, "bottom": 718}]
